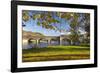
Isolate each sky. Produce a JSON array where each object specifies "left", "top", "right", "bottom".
[{"left": 22, "top": 10, "right": 71, "bottom": 36}]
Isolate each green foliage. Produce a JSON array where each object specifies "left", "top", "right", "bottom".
[
  {"left": 30, "top": 12, "right": 60, "bottom": 30},
  {"left": 80, "top": 43, "right": 90, "bottom": 47},
  {"left": 37, "top": 21, "right": 41, "bottom": 26},
  {"left": 22, "top": 11, "right": 30, "bottom": 22},
  {"left": 32, "top": 14, "right": 41, "bottom": 20}
]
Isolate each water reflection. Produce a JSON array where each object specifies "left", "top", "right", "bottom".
[{"left": 22, "top": 41, "right": 70, "bottom": 49}]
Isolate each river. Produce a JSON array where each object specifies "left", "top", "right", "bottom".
[{"left": 22, "top": 41, "right": 70, "bottom": 49}]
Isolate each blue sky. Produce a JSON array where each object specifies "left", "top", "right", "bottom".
[{"left": 22, "top": 11, "right": 72, "bottom": 36}]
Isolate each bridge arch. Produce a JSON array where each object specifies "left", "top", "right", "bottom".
[{"left": 61, "top": 38, "right": 71, "bottom": 45}]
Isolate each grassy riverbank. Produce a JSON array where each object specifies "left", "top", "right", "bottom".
[{"left": 22, "top": 46, "right": 90, "bottom": 62}]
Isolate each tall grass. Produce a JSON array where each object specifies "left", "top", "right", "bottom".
[{"left": 22, "top": 45, "right": 90, "bottom": 62}]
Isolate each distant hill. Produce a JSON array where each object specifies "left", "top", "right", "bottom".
[{"left": 22, "top": 31, "right": 44, "bottom": 39}]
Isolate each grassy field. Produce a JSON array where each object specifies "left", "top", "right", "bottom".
[{"left": 22, "top": 46, "right": 90, "bottom": 62}]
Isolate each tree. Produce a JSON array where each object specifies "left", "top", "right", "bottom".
[
  {"left": 56, "top": 12, "right": 81, "bottom": 45},
  {"left": 56, "top": 12, "right": 90, "bottom": 45},
  {"left": 78, "top": 13, "right": 90, "bottom": 44}
]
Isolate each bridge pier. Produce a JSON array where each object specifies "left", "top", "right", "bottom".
[
  {"left": 71, "top": 40, "right": 73, "bottom": 45},
  {"left": 23, "top": 39, "right": 28, "bottom": 44},
  {"left": 22, "top": 39, "right": 28, "bottom": 49},
  {"left": 59, "top": 36, "right": 63, "bottom": 45},
  {"left": 47, "top": 39, "right": 51, "bottom": 45},
  {"left": 36, "top": 39, "right": 40, "bottom": 46}
]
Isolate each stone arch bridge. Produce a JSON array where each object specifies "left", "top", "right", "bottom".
[{"left": 23, "top": 35, "right": 71, "bottom": 46}]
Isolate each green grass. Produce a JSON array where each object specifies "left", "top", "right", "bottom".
[{"left": 22, "top": 45, "right": 90, "bottom": 62}]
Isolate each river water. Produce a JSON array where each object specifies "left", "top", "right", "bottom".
[{"left": 22, "top": 41, "right": 70, "bottom": 49}]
